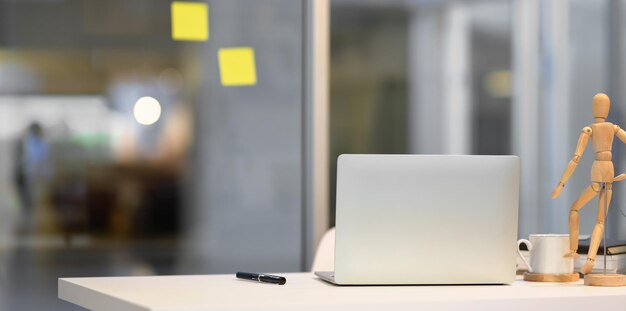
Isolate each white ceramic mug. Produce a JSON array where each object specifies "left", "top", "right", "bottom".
[{"left": 517, "top": 234, "right": 573, "bottom": 274}]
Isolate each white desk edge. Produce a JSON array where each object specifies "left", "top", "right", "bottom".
[{"left": 59, "top": 272, "right": 626, "bottom": 311}]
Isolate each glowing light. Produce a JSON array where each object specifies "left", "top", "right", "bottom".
[
  {"left": 483, "top": 70, "right": 512, "bottom": 98},
  {"left": 133, "top": 96, "right": 161, "bottom": 125}
]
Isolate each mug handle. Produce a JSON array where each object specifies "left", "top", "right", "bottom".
[{"left": 517, "top": 239, "right": 533, "bottom": 273}]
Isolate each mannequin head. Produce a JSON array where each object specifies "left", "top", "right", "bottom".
[{"left": 593, "top": 93, "right": 610, "bottom": 119}]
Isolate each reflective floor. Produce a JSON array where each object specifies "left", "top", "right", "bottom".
[{"left": 0, "top": 236, "right": 179, "bottom": 310}]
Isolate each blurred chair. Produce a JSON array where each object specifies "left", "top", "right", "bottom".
[{"left": 311, "top": 227, "right": 335, "bottom": 272}]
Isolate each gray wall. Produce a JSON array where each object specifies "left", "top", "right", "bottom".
[{"left": 183, "top": 0, "right": 305, "bottom": 273}]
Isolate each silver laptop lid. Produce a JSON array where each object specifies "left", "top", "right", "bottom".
[{"left": 334, "top": 155, "right": 519, "bottom": 284}]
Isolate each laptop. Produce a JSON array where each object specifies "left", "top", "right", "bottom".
[{"left": 315, "top": 154, "right": 520, "bottom": 285}]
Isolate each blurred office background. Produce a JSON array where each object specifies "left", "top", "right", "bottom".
[{"left": 1, "top": 0, "right": 626, "bottom": 310}]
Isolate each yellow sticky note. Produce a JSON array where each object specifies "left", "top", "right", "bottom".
[
  {"left": 218, "top": 48, "right": 257, "bottom": 86},
  {"left": 171, "top": 2, "right": 209, "bottom": 41}
]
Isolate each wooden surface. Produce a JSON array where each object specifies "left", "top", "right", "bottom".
[
  {"left": 584, "top": 273, "right": 626, "bottom": 287},
  {"left": 523, "top": 272, "right": 579, "bottom": 282},
  {"left": 59, "top": 273, "right": 626, "bottom": 311}
]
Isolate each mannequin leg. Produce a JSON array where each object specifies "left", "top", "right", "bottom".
[
  {"left": 567, "top": 184, "right": 600, "bottom": 257},
  {"left": 581, "top": 184, "right": 613, "bottom": 274}
]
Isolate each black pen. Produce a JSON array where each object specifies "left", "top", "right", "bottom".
[{"left": 236, "top": 272, "right": 287, "bottom": 285}]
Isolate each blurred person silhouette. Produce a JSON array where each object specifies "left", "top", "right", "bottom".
[{"left": 13, "top": 122, "right": 50, "bottom": 231}]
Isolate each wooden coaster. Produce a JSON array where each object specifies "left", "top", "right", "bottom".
[
  {"left": 523, "top": 272, "right": 580, "bottom": 282},
  {"left": 584, "top": 274, "right": 626, "bottom": 287}
]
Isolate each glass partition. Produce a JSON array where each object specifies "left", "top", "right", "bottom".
[
  {"left": 0, "top": 1, "right": 313, "bottom": 310},
  {"left": 329, "top": 0, "right": 512, "bottom": 225},
  {"left": 329, "top": 0, "right": 626, "bottom": 242}
]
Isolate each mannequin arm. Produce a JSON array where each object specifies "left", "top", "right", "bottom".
[
  {"left": 551, "top": 127, "right": 592, "bottom": 199},
  {"left": 615, "top": 125, "right": 626, "bottom": 144}
]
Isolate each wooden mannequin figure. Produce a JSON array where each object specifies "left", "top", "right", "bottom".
[{"left": 551, "top": 93, "right": 626, "bottom": 285}]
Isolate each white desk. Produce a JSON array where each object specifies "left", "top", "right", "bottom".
[{"left": 59, "top": 273, "right": 626, "bottom": 310}]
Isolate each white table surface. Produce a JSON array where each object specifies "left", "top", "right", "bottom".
[{"left": 59, "top": 273, "right": 626, "bottom": 311}]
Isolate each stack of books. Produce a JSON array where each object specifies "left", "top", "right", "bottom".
[{"left": 576, "top": 239, "right": 626, "bottom": 274}]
